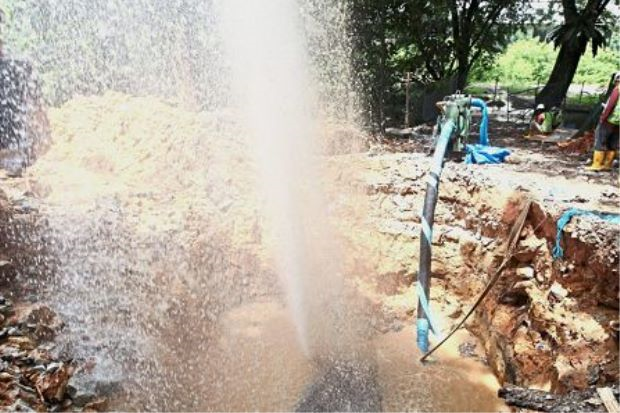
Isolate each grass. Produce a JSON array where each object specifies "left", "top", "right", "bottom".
[
  {"left": 565, "top": 93, "right": 602, "bottom": 107},
  {"left": 464, "top": 82, "right": 541, "bottom": 97}
]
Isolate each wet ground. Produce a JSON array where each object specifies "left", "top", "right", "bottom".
[
  {"left": 189, "top": 302, "right": 505, "bottom": 412},
  {"left": 0, "top": 93, "right": 617, "bottom": 411}
]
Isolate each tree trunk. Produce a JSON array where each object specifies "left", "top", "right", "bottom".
[
  {"left": 456, "top": 64, "right": 469, "bottom": 91},
  {"left": 536, "top": 37, "right": 588, "bottom": 108}
]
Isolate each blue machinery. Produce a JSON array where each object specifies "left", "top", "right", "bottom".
[{"left": 417, "top": 93, "right": 489, "bottom": 355}]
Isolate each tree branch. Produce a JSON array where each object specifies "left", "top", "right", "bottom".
[
  {"left": 468, "top": 0, "right": 511, "bottom": 54},
  {"left": 448, "top": 0, "right": 461, "bottom": 45},
  {"left": 465, "top": 0, "right": 481, "bottom": 27},
  {"left": 594, "top": 0, "right": 611, "bottom": 15}
]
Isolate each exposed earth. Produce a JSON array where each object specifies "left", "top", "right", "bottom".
[{"left": 0, "top": 93, "right": 618, "bottom": 411}]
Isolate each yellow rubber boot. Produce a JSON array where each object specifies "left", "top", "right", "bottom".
[
  {"left": 586, "top": 150, "right": 607, "bottom": 171},
  {"left": 603, "top": 150, "right": 617, "bottom": 170}
]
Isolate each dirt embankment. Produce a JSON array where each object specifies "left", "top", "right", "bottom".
[{"left": 330, "top": 142, "right": 619, "bottom": 394}]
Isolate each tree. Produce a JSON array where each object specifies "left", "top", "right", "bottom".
[
  {"left": 536, "top": 0, "right": 615, "bottom": 108},
  {"left": 349, "top": 0, "right": 404, "bottom": 130},
  {"left": 388, "top": 0, "right": 528, "bottom": 88},
  {"left": 446, "top": 0, "right": 529, "bottom": 89},
  {"left": 349, "top": 0, "right": 529, "bottom": 129}
]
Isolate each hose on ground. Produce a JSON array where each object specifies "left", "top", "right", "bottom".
[{"left": 420, "top": 197, "right": 532, "bottom": 362}]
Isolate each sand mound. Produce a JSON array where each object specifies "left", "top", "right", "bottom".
[{"left": 33, "top": 92, "right": 250, "bottom": 202}]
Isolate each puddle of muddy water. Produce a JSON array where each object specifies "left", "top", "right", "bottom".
[{"left": 198, "top": 301, "right": 507, "bottom": 412}]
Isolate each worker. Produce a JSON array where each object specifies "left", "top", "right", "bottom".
[
  {"left": 530, "top": 104, "right": 547, "bottom": 134},
  {"left": 530, "top": 104, "right": 563, "bottom": 136},
  {"left": 588, "top": 72, "right": 620, "bottom": 171}
]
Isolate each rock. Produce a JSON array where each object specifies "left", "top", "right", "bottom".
[
  {"left": 549, "top": 282, "right": 568, "bottom": 301},
  {"left": 7, "top": 326, "right": 21, "bottom": 336},
  {"left": 23, "top": 305, "right": 57, "bottom": 326},
  {"left": 7, "top": 336, "right": 36, "bottom": 351},
  {"left": 458, "top": 342, "right": 478, "bottom": 358},
  {"left": 516, "top": 266, "right": 535, "bottom": 280},
  {"left": 513, "top": 280, "right": 534, "bottom": 290},
  {"left": 66, "top": 378, "right": 97, "bottom": 407},
  {"left": 6, "top": 398, "right": 36, "bottom": 412},
  {"left": 17, "top": 305, "right": 63, "bottom": 341},
  {"left": 2, "top": 345, "right": 22, "bottom": 360},
  {"left": 499, "top": 384, "right": 617, "bottom": 412},
  {"left": 0, "top": 302, "right": 14, "bottom": 317},
  {"left": 67, "top": 369, "right": 121, "bottom": 408},
  {"left": 0, "top": 371, "right": 15, "bottom": 382},
  {"left": 35, "top": 362, "right": 70, "bottom": 403}
]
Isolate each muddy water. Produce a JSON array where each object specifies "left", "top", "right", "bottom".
[{"left": 202, "top": 301, "right": 507, "bottom": 412}]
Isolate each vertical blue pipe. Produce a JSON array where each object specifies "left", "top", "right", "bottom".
[
  {"left": 417, "top": 119, "right": 455, "bottom": 354},
  {"left": 470, "top": 98, "right": 489, "bottom": 146}
]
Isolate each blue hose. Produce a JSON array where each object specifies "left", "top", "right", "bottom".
[
  {"left": 470, "top": 98, "right": 489, "bottom": 146},
  {"left": 553, "top": 208, "right": 620, "bottom": 259},
  {"left": 417, "top": 120, "right": 454, "bottom": 354},
  {"left": 416, "top": 319, "right": 430, "bottom": 354}
]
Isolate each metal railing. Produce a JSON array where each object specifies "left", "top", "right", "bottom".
[{"left": 468, "top": 79, "right": 606, "bottom": 123}]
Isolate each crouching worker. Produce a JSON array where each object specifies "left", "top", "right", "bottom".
[
  {"left": 529, "top": 104, "right": 562, "bottom": 136},
  {"left": 588, "top": 72, "right": 620, "bottom": 172}
]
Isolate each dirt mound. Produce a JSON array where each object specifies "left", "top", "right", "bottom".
[
  {"left": 557, "top": 131, "right": 595, "bottom": 155},
  {"left": 15, "top": 93, "right": 271, "bottom": 409},
  {"left": 34, "top": 92, "right": 249, "bottom": 203},
  {"left": 27, "top": 92, "right": 264, "bottom": 262}
]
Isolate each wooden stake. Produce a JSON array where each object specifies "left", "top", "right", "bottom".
[{"left": 403, "top": 72, "right": 413, "bottom": 128}]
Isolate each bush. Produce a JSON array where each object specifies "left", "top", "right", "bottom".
[{"left": 471, "top": 38, "right": 620, "bottom": 87}]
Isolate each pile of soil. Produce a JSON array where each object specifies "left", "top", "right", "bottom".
[
  {"left": 557, "top": 131, "right": 595, "bottom": 155},
  {"left": 0, "top": 92, "right": 274, "bottom": 410}
]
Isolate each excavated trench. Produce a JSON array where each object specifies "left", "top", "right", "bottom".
[
  {"left": 354, "top": 146, "right": 619, "bottom": 389},
  {"left": 0, "top": 94, "right": 618, "bottom": 411}
]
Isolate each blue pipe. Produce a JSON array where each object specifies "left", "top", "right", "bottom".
[
  {"left": 417, "top": 119, "right": 455, "bottom": 354},
  {"left": 471, "top": 98, "right": 489, "bottom": 146}
]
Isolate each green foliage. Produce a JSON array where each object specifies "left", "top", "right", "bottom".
[
  {"left": 471, "top": 38, "right": 619, "bottom": 86},
  {"left": 349, "top": 0, "right": 530, "bottom": 128},
  {"left": 547, "top": 4, "right": 612, "bottom": 57}
]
